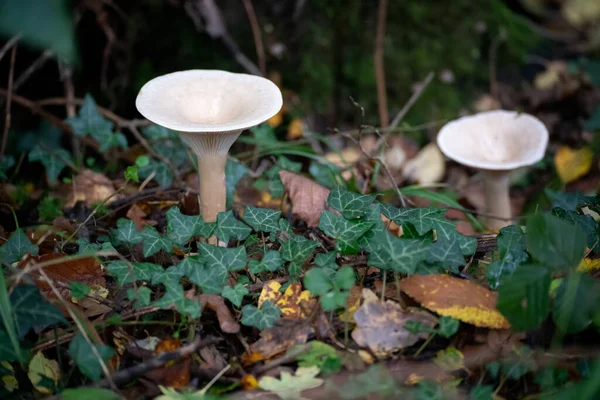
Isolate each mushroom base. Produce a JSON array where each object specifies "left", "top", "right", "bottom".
[{"left": 483, "top": 170, "right": 512, "bottom": 231}]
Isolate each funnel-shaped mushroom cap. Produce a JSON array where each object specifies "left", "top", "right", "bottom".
[
  {"left": 135, "top": 70, "right": 282, "bottom": 133},
  {"left": 437, "top": 110, "right": 549, "bottom": 171}
]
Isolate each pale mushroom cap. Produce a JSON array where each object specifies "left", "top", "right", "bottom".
[
  {"left": 135, "top": 70, "right": 283, "bottom": 133},
  {"left": 436, "top": 110, "right": 549, "bottom": 171}
]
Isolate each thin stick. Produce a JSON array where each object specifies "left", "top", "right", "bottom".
[
  {"left": 0, "top": 36, "right": 19, "bottom": 63},
  {"left": 374, "top": 0, "right": 389, "bottom": 127},
  {"left": 0, "top": 46, "right": 16, "bottom": 159},
  {"left": 241, "top": 0, "right": 266, "bottom": 76},
  {"left": 61, "top": 65, "right": 82, "bottom": 165},
  {"left": 253, "top": 343, "right": 312, "bottom": 375},
  {"left": 13, "top": 50, "right": 53, "bottom": 91},
  {"left": 390, "top": 72, "right": 435, "bottom": 129}
]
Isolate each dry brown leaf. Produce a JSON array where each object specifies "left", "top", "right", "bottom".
[
  {"left": 154, "top": 338, "right": 190, "bottom": 388},
  {"left": 279, "top": 171, "right": 330, "bottom": 228},
  {"left": 402, "top": 143, "right": 445, "bottom": 185},
  {"left": 400, "top": 274, "right": 510, "bottom": 329},
  {"left": 198, "top": 294, "right": 241, "bottom": 334},
  {"left": 244, "top": 319, "right": 312, "bottom": 365},
  {"left": 383, "top": 136, "right": 420, "bottom": 171},
  {"left": 52, "top": 217, "right": 75, "bottom": 236},
  {"left": 126, "top": 204, "right": 149, "bottom": 231},
  {"left": 352, "top": 289, "right": 437, "bottom": 357},
  {"left": 66, "top": 169, "right": 118, "bottom": 207}
]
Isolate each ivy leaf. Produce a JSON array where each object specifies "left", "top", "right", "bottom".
[
  {"left": 526, "top": 213, "right": 586, "bottom": 270},
  {"left": 319, "top": 210, "right": 375, "bottom": 255},
  {"left": 114, "top": 218, "right": 143, "bottom": 245},
  {"left": 438, "top": 317, "right": 459, "bottom": 338},
  {"left": 281, "top": 236, "right": 319, "bottom": 277},
  {"left": 65, "top": 94, "right": 113, "bottom": 138},
  {"left": 11, "top": 285, "right": 66, "bottom": 339},
  {"left": 243, "top": 206, "right": 281, "bottom": 233},
  {"left": 0, "top": 229, "right": 38, "bottom": 265},
  {"left": 552, "top": 272, "right": 599, "bottom": 334},
  {"left": 68, "top": 333, "right": 115, "bottom": 381},
  {"left": 198, "top": 243, "right": 246, "bottom": 272},
  {"left": 314, "top": 252, "right": 337, "bottom": 269},
  {"left": 98, "top": 131, "right": 128, "bottom": 151},
  {"left": 28, "top": 145, "right": 72, "bottom": 184},
  {"left": 545, "top": 189, "right": 586, "bottom": 212},
  {"left": 497, "top": 264, "right": 551, "bottom": 331},
  {"left": 552, "top": 208, "right": 598, "bottom": 251},
  {"left": 138, "top": 159, "right": 173, "bottom": 187},
  {"left": 70, "top": 282, "right": 90, "bottom": 300},
  {"left": 241, "top": 300, "right": 281, "bottom": 330},
  {"left": 426, "top": 235, "right": 465, "bottom": 273},
  {"left": 152, "top": 265, "right": 185, "bottom": 287},
  {"left": 249, "top": 250, "right": 284, "bottom": 273},
  {"left": 61, "top": 388, "right": 120, "bottom": 400},
  {"left": 172, "top": 256, "right": 202, "bottom": 276},
  {"left": 327, "top": 186, "right": 376, "bottom": 219},
  {"left": 141, "top": 124, "right": 177, "bottom": 140},
  {"left": 486, "top": 225, "right": 528, "bottom": 289},
  {"left": 292, "top": 341, "right": 341, "bottom": 375},
  {"left": 165, "top": 206, "right": 213, "bottom": 246},
  {"left": 140, "top": 226, "right": 173, "bottom": 257},
  {"left": 368, "top": 230, "right": 430, "bottom": 274},
  {"left": 127, "top": 287, "right": 151, "bottom": 308},
  {"left": 124, "top": 166, "right": 139, "bottom": 183},
  {"left": 105, "top": 261, "right": 163, "bottom": 286},
  {"left": 382, "top": 206, "right": 476, "bottom": 255},
  {"left": 153, "top": 283, "right": 201, "bottom": 318},
  {"left": 226, "top": 158, "right": 249, "bottom": 208},
  {"left": 222, "top": 283, "right": 249, "bottom": 307},
  {"left": 215, "top": 210, "right": 252, "bottom": 242},
  {"left": 187, "top": 262, "right": 228, "bottom": 294}
]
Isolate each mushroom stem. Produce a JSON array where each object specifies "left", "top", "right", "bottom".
[
  {"left": 483, "top": 170, "right": 512, "bottom": 231},
  {"left": 197, "top": 154, "right": 228, "bottom": 223}
]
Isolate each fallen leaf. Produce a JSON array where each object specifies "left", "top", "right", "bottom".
[
  {"left": 258, "top": 280, "right": 283, "bottom": 308},
  {"left": 534, "top": 61, "right": 567, "bottom": 91},
  {"left": 554, "top": 146, "right": 593, "bottom": 184},
  {"left": 433, "top": 347, "right": 465, "bottom": 372},
  {"left": 563, "top": 0, "right": 600, "bottom": 27},
  {"left": 267, "top": 109, "right": 284, "bottom": 128},
  {"left": 52, "top": 217, "right": 76, "bottom": 235},
  {"left": 126, "top": 204, "right": 150, "bottom": 231},
  {"left": 245, "top": 320, "right": 312, "bottom": 365},
  {"left": 287, "top": 119, "right": 303, "bottom": 140},
  {"left": 242, "top": 374, "right": 259, "bottom": 390},
  {"left": 400, "top": 274, "right": 510, "bottom": 329},
  {"left": 279, "top": 171, "right": 331, "bottom": 228},
  {"left": 66, "top": 169, "right": 118, "bottom": 207},
  {"left": 28, "top": 352, "right": 60, "bottom": 394},
  {"left": 258, "top": 366, "right": 323, "bottom": 400},
  {"left": 383, "top": 136, "right": 420, "bottom": 171},
  {"left": 1, "top": 361, "right": 18, "bottom": 392},
  {"left": 352, "top": 289, "right": 437, "bottom": 357},
  {"left": 276, "top": 282, "right": 315, "bottom": 320},
  {"left": 154, "top": 338, "right": 190, "bottom": 389},
  {"left": 577, "top": 258, "right": 600, "bottom": 272},
  {"left": 198, "top": 294, "right": 240, "bottom": 334},
  {"left": 339, "top": 285, "right": 362, "bottom": 323},
  {"left": 402, "top": 143, "right": 445, "bottom": 185}
]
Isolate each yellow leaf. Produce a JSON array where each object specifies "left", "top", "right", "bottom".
[
  {"left": 578, "top": 258, "right": 600, "bottom": 273},
  {"left": 287, "top": 119, "right": 303, "bottom": 140},
  {"left": 266, "top": 110, "right": 284, "bottom": 128},
  {"left": 242, "top": 374, "right": 259, "bottom": 390},
  {"left": 28, "top": 352, "right": 60, "bottom": 394},
  {"left": 433, "top": 347, "right": 465, "bottom": 372},
  {"left": 1, "top": 361, "right": 17, "bottom": 392},
  {"left": 258, "top": 281, "right": 282, "bottom": 308},
  {"left": 275, "top": 282, "right": 314, "bottom": 319},
  {"left": 554, "top": 146, "right": 593, "bottom": 184}
]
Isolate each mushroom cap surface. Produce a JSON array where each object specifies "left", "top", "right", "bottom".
[
  {"left": 135, "top": 70, "right": 282, "bottom": 133},
  {"left": 436, "top": 110, "right": 549, "bottom": 171}
]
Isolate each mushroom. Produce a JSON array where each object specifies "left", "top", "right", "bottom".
[
  {"left": 436, "top": 110, "right": 548, "bottom": 231},
  {"left": 135, "top": 70, "right": 282, "bottom": 226}
]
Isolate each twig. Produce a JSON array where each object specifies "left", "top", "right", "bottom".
[
  {"left": 389, "top": 72, "right": 435, "bottom": 129},
  {"left": 60, "top": 65, "right": 82, "bottom": 165},
  {"left": 13, "top": 50, "right": 53, "bottom": 91},
  {"left": 0, "top": 36, "right": 19, "bottom": 63},
  {"left": 241, "top": 0, "right": 266, "bottom": 76},
  {"left": 253, "top": 343, "right": 312, "bottom": 375},
  {"left": 489, "top": 29, "right": 506, "bottom": 99},
  {"left": 374, "top": 0, "right": 389, "bottom": 127},
  {"left": 93, "top": 336, "right": 220, "bottom": 388},
  {"left": 0, "top": 46, "right": 16, "bottom": 159}
]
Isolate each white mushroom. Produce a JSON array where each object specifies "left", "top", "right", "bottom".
[
  {"left": 436, "top": 110, "right": 549, "bottom": 231},
  {"left": 136, "top": 70, "right": 282, "bottom": 226}
]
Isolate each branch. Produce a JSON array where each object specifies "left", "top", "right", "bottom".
[
  {"left": 374, "top": 0, "right": 389, "bottom": 127},
  {"left": 0, "top": 46, "right": 16, "bottom": 159},
  {"left": 241, "top": 0, "right": 266, "bottom": 76}
]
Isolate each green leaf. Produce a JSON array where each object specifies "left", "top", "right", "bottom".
[
  {"left": 165, "top": 207, "right": 213, "bottom": 246},
  {"left": 114, "top": 218, "right": 143, "bottom": 245},
  {"left": 281, "top": 236, "right": 319, "bottom": 277},
  {"left": 106, "top": 261, "right": 163, "bottom": 286},
  {"left": 138, "top": 159, "right": 173, "bottom": 187},
  {"left": 486, "top": 225, "right": 528, "bottom": 289},
  {"left": 70, "top": 282, "right": 90, "bottom": 300},
  {"left": 152, "top": 265, "right": 185, "bottom": 287},
  {"left": 153, "top": 283, "right": 201, "bottom": 318},
  {"left": 124, "top": 166, "right": 139, "bottom": 183},
  {"left": 292, "top": 341, "right": 341, "bottom": 375},
  {"left": 11, "top": 285, "right": 66, "bottom": 339},
  {"left": 438, "top": 317, "right": 459, "bottom": 338},
  {"left": 368, "top": 230, "right": 430, "bottom": 274},
  {"left": 545, "top": 189, "right": 586, "bottom": 212},
  {"left": 61, "top": 388, "right": 120, "bottom": 400},
  {"left": 65, "top": 94, "right": 113, "bottom": 137},
  {"left": 0, "top": 329, "right": 22, "bottom": 362},
  {"left": 334, "top": 267, "right": 355, "bottom": 290},
  {"left": 0, "top": 229, "right": 39, "bottom": 265},
  {"left": 243, "top": 206, "right": 281, "bottom": 233},
  {"left": 37, "top": 196, "right": 62, "bottom": 221},
  {"left": 141, "top": 125, "right": 177, "bottom": 140},
  {"left": 314, "top": 252, "right": 337, "bottom": 269},
  {"left": 127, "top": 287, "right": 151, "bottom": 308},
  {"left": 309, "top": 161, "right": 343, "bottom": 188},
  {"left": 249, "top": 250, "right": 284, "bottom": 273},
  {"left": 497, "top": 264, "right": 551, "bottom": 331},
  {"left": 552, "top": 208, "right": 599, "bottom": 251},
  {"left": 304, "top": 268, "right": 333, "bottom": 296},
  {"left": 68, "top": 333, "right": 115, "bottom": 381},
  {"left": 215, "top": 210, "right": 252, "bottom": 242},
  {"left": 172, "top": 256, "right": 202, "bottom": 276},
  {"left": 241, "top": 300, "right": 281, "bottom": 330},
  {"left": 426, "top": 235, "right": 465, "bottom": 273},
  {"left": 319, "top": 210, "right": 375, "bottom": 255},
  {"left": 77, "top": 239, "right": 100, "bottom": 255},
  {"left": 141, "top": 226, "right": 173, "bottom": 257},
  {"left": 226, "top": 159, "right": 249, "bottom": 208},
  {"left": 187, "top": 262, "right": 228, "bottom": 294},
  {"left": 0, "top": 0, "right": 76, "bottom": 63},
  {"left": 258, "top": 366, "right": 323, "bottom": 399},
  {"left": 552, "top": 272, "right": 599, "bottom": 334},
  {"left": 222, "top": 283, "right": 249, "bottom": 307},
  {"left": 526, "top": 213, "right": 586, "bottom": 270},
  {"left": 333, "top": 364, "right": 400, "bottom": 399},
  {"left": 198, "top": 243, "right": 247, "bottom": 272},
  {"left": 382, "top": 206, "right": 476, "bottom": 255},
  {"left": 28, "top": 145, "right": 72, "bottom": 185},
  {"left": 98, "top": 131, "right": 128, "bottom": 151},
  {"left": 327, "top": 186, "right": 376, "bottom": 219},
  {"left": 470, "top": 385, "right": 494, "bottom": 400}
]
